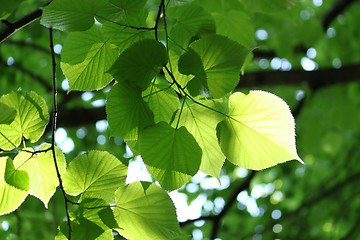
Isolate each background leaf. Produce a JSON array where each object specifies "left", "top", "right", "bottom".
[
  {"left": 218, "top": 91, "right": 303, "bottom": 170},
  {"left": 137, "top": 122, "right": 202, "bottom": 190},
  {"left": 113, "top": 182, "right": 182, "bottom": 240}
]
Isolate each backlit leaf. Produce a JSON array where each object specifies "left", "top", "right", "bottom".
[
  {"left": 13, "top": 144, "right": 66, "bottom": 207},
  {"left": 108, "top": 39, "right": 168, "bottom": 90},
  {"left": 106, "top": 81, "right": 154, "bottom": 140},
  {"left": 60, "top": 26, "right": 119, "bottom": 91},
  {"left": 218, "top": 91, "right": 303, "bottom": 170},
  {"left": 0, "top": 157, "right": 29, "bottom": 215},
  {"left": 0, "top": 102, "right": 16, "bottom": 124},
  {"left": 41, "top": 0, "right": 108, "bottom": 31},
  {"left": 63, "top": 151, "right": 127, "bottom": 203},
  {"left": 173, "top": 100, "right": 226, "bottom": 178},
  {"left": 113, "top": 182, "right": 181, "bottom": 240},
  {"left": 188, "top": 35, "right": 248, "bottom": 98},
  {"left": 137, "top": 122, "right": 202, "bottom": 190},
  {"left": 0, "top": 91, "right": 49, "bottom": 150}
]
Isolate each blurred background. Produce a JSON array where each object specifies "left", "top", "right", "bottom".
[{"left": 1, "top": 0, "right": 360, "bottom": 239}]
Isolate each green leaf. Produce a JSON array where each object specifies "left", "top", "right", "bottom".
[
  {"left": 196, "top": 0, "right": 255, "bottom": 47},
  {"left": 60, "top": 26, "right": 119, "bottom": 91},
  {"left": 218, "top": 91, "right": 303, "bottom": 170},
  {"left": 0, "top": 91, "right": 49, "bottom": 150},
  {"left": 173, "top": 100, "right": 226, "bottom": 178},
  {"left": 168, "top": 3, "right": 216, "bottom": 48},
  {"left": 13, "top": 144, "right": 66, "bottom": 208},
  {"left": 56, "top": 220, "right": 113, "bottom": 240},
  {"left": 0, "top": 0, "right": 22, "bottom": 20},
  {"left": 106, "top": 81, "right": 154, "bottom": 140},
  {"left": 188, "top": 35, "right": 248, "bottom": 98},
  {"left": 40, "top": 0, "right": 108, "bottom": 31},
  {"left": 0, "top": 102, "right": 16, "bottom": 124},
  {"left": 143, "top": 81, "right": 180, "bottom": 124},
  {"left": 108, "top": 39, "right": 168, "bottom": 90},
  {"left": 137, "top": 122, "right": 202, "bottom": 190},
  {"left": 240, "top": 0, "right": 297, "bottom": 12},
  {"left": 113, "top": 182, "right": 181, "bottom": 240},
  {"left": 96, "top": 0, "right": 148, "bottom": 27},
  {"left": 0, "top": 157, "right": 29, "bottom": 215},
  {"left": 63, "top": 151, "right": 127, "bottom": 203},
  {"left": 101, "top": 23, "right": 153, "bottom": 53},
  {"left": 178, "top": 49, "right": 207, "bottom": 96}
]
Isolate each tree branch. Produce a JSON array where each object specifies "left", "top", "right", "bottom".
[
  {"left": 322, "top": 0, "right": 357, "bottom": 30},
  {"left": 0, "top": 1, "right": 52, "bottom": 44},
  {"left": 180, "top": 171, "right": 256, "bottom": 229},
  {"left": 238, "top": 64, "right": 360, "bottom": 90}
]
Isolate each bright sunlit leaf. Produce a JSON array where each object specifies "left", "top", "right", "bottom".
[
  {"left": 63, "top": 151, "right": 127, "bottom": 203},
  {"left": 13, "top": 144, "right": 66, "bottom": 207},
  {"left": 218, "top": 91, "right": 303, "bottom": 170},
  {"left": 0, "top": 91, "right": 49, "bottom": 150},
  {"left": 113, "top": 182, "right": 182, "bottom": 240},
  {"left": 0, "top": 157, "right": 29, "bottom": 215}
]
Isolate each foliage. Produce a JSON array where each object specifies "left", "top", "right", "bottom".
[{"left": 1, "top": 0, "right": 360, "bottom": 239}]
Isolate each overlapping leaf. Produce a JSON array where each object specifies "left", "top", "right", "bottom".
[
  {"left": 173, "top": 100, "right": 226, "bottom": 178},
  {"left": 56, "top": 198, "right": 117, "bottom": 240},
  {"left": 106, "top": 81, "right": 154, "bottom": 140},
  {"left": 63, "top": 151, "right": 127, "bottom": 202},
  {"left": 113, "top": 182, "right": 182, "bottom": 240},
  {"left": 168, "top": 3, "right": 216, "bottom": 48},
  {"left": 218, "top": 91, "right": 303, "bottom": 170},
  {"left": 0, "top": 102, "right": 16, "bottom": 124},
  {"left": 13, "top": 144, "right": 66, "bottom": 207},
  {"left": 96, "top": 0, "right": 148, "bottom": 27},
  {"left": 187, "top": 35, "right": 248, "bottom": 98},
  {"left": 0, "top": 91, "right": 49, "bottom": 150},
  {"left": 0, "top": 157, "right": 29, "bottom": 215},
  {"left": 60, "top": 26, "right": 119, "bottom": 91},
  {"left": 137, "top": 122, "right": 202, "bottom": 190},
  {"left": 108, "top": 39, "right": 168, "bottom": 90},
  {"left": 41, "top": 0, "right": 108, "bottom": 31},
  {"left": 143, "top": 82, "right": 180, "bottom": 124}
]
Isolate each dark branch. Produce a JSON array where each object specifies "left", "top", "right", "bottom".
[
  {"left": 180, "top": 171, "right": 256, "bottom": 229},
  {"left": 0, "top": 1, "right": 52, "bottom": 44},
  {"left": 322, "top": 0, "right": 357, "bottom": 30},
  {"left": 238, "top": 64, "right": 360, "bottom": 90},
  {"left": 0, "top": 58, "right": 52, "bottom": 92}
]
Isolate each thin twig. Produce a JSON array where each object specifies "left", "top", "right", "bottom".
[{"left": 49, "top": 28, "right": 72, "bottom": 240}]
